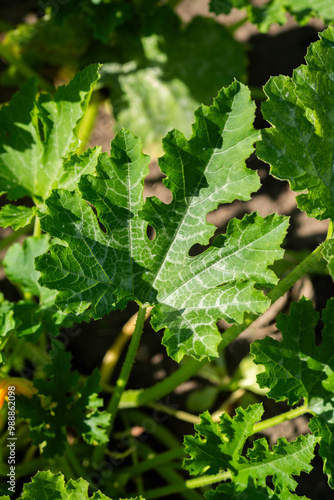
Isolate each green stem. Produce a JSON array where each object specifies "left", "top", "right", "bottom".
[
  {"left": 144, "top": 471, "right": 231, "bottom": 499},
  {"left": 267, "top": 241, "right": 326, "bottom": 304},
  {"left": 76, "top": 92, "right": 100, "bottom": 154},
  {"left": 147, "top": 401, "right": 201, "bottom": 424},
  {"left": 107, "top": 305, "right": 147, "bottom": 430},
  {"left": 0, "top": 44, "right": 54, "bottom": 93},
  {"left": 33, "top": 215, "right": 41, "bottom": 237},
  {"left": 253, "top": 403, "right": 311, "bottom": 434},
  {"left": 93, "top": 306, "right": 147, "bottom": 464},
  {"left": 121, "top": 412, "right": 144, "bottom": 495},
  {"left": 121, "top": 323, "right": 246, "bottom": 407},
  {"left": 118, "top": 446, "right": 185, "bottom": 486}
]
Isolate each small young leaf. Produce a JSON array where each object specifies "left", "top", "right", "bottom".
[
  {"left": 258, "top": 27, "right": 334, "bottom": 220},
  {"left": 37, "top": 82, "right": 289, "bottom": 361},
  {"left": 183, "top": 404, "right": 263, "bottom": 476},
  {"left": 183, "top": 403, "right": 316, "bottom": 497}
]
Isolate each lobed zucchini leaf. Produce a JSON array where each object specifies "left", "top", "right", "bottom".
[
  {"left": 0, "top": 470, "right": 143, "bottom": 499},
  {"left": 0, "top": 65, "right": 100, "bottom": 226},
  {"left": 17, "top": 339, "right": 111, "bottom": 457},
  {"left": 251, "top": 298, "right": 334, "bottom": 488},
  {"left": 36, "top": 81, "right": 289, "bottom": 361},
  {"left": 183, "top": 403, "right": 316, "bottom": 498},
  {"left": 257, "top": 27, "right": 334, "bottom": 221}
]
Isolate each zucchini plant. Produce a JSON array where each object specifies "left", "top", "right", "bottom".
[{"left": 0, "top": 24, "right": 334, "bottom": 500}]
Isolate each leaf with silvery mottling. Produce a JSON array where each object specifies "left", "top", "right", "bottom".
[{"left": 37, "top": 81, "right": 288, "bottom": 361}]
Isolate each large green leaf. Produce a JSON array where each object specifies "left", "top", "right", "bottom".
[
  {"left": 251, "top": 298, "right": 334, "bottom": 488},
  {"left": 115, "top": 66, "right": 197, "bottom": 157},
  {"left": 113, "top": 17, "right": 246, "bottom": 156},
  {"left": 0, "top": 65, "right": 100, "bottom": 204},
  {"left": 257, "top": 27, "right": 334, "bottom": 220},
  {"left": 0, "top": 470, "right": 143, "bottom": 499},
  {"left": 183, "top": 404, "right": 263, "bottom": 476},
  {"left": 183, "top": 403, "right": 316, "bottom": 498},
  {"left": 163, "top": 16, "right": 247, "bottom": 105},
  {"left": 37, "top": 81, "right": 288, "bottom": 361}
]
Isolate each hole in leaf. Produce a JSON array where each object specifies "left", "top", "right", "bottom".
[
  {"left": 188, "top": 243, "right": 209, "bottom": 256},
  {"left": 98, "top": 219, "right": 107, "bottom": 234},
  {"left": 86, "top": 201, "right": 107, "bottom": 233},
  {"left": 147, "top": 224, "right": 156, "bottom": 241},
  {"left": 144, "top": 161, "right": 172, "bottom": 204}
]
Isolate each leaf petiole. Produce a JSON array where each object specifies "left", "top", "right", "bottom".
[
  {"left": 144, "top": 470, "right": 232, "bottom": 499},
  {"left": 93, "top": 305, "right": 148, "bottom": 464},
  {"left": 252, "top": 402, "right": 311, "bottom": 434}
]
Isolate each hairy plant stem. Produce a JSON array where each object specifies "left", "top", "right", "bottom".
[
  {"left": 93, "top": 306, "right": 147, "bottom": 464},
  {"left": 253, "top": 402, "right": 311, "bottom": 434},
  {"left": 144, "top": 470, "right": 232, "bottom": 499},
  {"left": 33, "top": 215, "right": 41, "bottom": 237},
  {"left": 76, "top": 92, "right": 100, "bottom": 155},
  {"left": 120, "top": 323, "right": 246, "bottom": 408},
  {"left": 266, "top": 240, "right": 327, "bottom": 303},
  {"left": 117, "top": 446, "right": 185, "bottom": 487}
]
